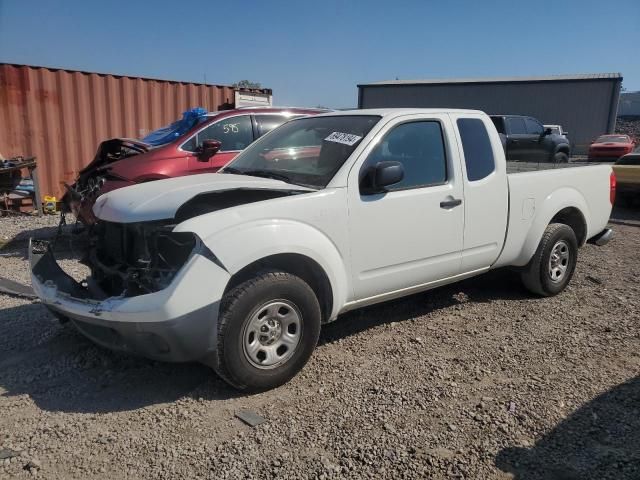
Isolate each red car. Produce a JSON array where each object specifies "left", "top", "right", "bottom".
[
  {"left": 64, "top": 107, "right": 324, "bottom": 223},
  {"left": 588, "top": 134, "right": 636, "bottom": 161}
]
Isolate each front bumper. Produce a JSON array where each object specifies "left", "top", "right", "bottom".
[{"left": 29, "top": 239, "right": 230, "bottom": 365}]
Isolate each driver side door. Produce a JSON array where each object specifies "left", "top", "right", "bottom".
[
  {"left": 182, "top": 115, "right": 254, "bottom": 173},
  {"left": 347, "top": 114, "right": 465, "bottom": 301}
]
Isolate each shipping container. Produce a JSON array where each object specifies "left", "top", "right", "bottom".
[{"left": 0, "top": 63, "right": 272, "bottom": 199}]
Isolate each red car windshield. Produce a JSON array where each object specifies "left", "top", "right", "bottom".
[
  {"left": 222, "top": 115, "right": 381, "bottom": 189},
  {"left": 595, "top": 135, "right": 630, "bottom": 143}
]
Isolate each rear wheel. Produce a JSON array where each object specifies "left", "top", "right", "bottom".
[
  {"left": 213, "top": 271, "right": 321, "bottom": 391},
  {"left": 521, "top": 223, "right": 577, "bottom": 296},
  {"left": 554, "top": 152, "right": 569, "bottom": 163}
]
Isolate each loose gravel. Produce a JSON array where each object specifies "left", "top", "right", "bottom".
[{"left": 0, "top": 206, "right": 638, "bottom": 479}]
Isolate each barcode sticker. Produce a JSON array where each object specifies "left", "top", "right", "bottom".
[{"left": 324, "top": 132, "right": 362, "bottom": 146}]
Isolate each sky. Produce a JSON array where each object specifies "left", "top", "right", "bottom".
[{"left": 0, "top": 0, "right": 638, "bottom": 108}]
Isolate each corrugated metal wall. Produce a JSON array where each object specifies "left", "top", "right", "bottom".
[
  {"left": 0, "top": 63, "right": 269, "bottom": 198},
  {"left": 359, "top": 77, "right": 622, "bottom": 155}
]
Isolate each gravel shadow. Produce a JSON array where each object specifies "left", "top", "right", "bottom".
[
  {"left": 0, "top": 303, "right": 234, "bottom": 414},
  {"left": 495, "top": 376, "right": 640, "bottom": 479},
  {"left": 320, "top": 268, "right": 529, "bottom": 345}
]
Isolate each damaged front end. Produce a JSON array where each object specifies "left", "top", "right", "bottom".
[
  {"left": 89, "top": 221, "right": 197, "bottom": 297},
  {"left": 62, "top": 138, "right": 149, "bottom": 224},
  {"left": 29, "top": 222, "right": 230, "bottom": 363},
  {"left": 32, "top": 219, "right": 199, "bottom": 304}
]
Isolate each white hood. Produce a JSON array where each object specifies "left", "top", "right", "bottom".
[{"left": 93, "top": 173, "right": 313, "bottom": 223}]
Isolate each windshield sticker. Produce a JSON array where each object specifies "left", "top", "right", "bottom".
[{"left": 324, "top": 132, "right": 362, "bottom": 146}]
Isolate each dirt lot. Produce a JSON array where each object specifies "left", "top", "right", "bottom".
[{"left": 0, "top": 206, "right": 639, "bottom": 480}]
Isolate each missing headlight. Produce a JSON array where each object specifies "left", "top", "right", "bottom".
[{"left": 90, "top": 221, "right": 196, "bottom": 297}]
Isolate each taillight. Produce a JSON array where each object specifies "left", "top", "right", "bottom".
[{"left": 610, "top": 171, "right": 616, "bottom": 205}]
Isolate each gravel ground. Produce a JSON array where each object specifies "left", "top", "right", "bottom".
[
  {"left": 0, "top": 206, "right": 639, "bottom": 480},
  {"left": 616, "top": 118, "right": 640, "bottom": 140}
]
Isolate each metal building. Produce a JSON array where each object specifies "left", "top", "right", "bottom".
[
  {"left": 0, "top": 63, "right": 272, "bottom": 198},
  {"left": 358, "top": 74, "right": 623, "bottom": 154}
]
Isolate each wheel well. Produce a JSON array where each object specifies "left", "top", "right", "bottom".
[
  {"left": 550, "top": 207, "right": 587, "bottom": 245},
  {"left": 224, "top": 254, "right": 333, "bottom": 323},
  {"left": 556, "top": 145, "right": 570, "bottom": 155}
]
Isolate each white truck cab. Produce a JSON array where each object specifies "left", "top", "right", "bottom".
[{"left": 31, "top": 109, "right": 614, "bottom": 391}]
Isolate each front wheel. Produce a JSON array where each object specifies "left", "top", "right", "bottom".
[
  {"left": 520, "top": 223, "right": 578, "bottom": 296},
  {"left": 554, "top": 152, "right": 569, "bottom": 163},
  {"left": 213, "top": 271, "right": 321, "bottom": 391}
]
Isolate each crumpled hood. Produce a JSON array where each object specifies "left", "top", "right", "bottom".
[
  {"left": 93, "top": 173, "right": 313, "bottom": 223},
  {"left": 80, "top": 138, "right": 151, "bottom": 174}
]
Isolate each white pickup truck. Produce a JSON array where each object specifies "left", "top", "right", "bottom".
[{"left": 30, "top": 109, "right": 614, "bottom": 391}]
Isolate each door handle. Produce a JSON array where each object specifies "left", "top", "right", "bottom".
[{"left": 440, "top": 198, "right": 462, "bottom": 209}]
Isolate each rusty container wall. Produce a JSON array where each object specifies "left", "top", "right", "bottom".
[{"left": 0, "top": 63, "right": 269, "bottom": 199}]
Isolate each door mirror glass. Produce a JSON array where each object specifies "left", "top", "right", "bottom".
[
  {"left": 361, "top": 161, "right": 404, "bottom": 194},
  {"left": 199, "top": 139, "right": 221, "bottom": 160}
]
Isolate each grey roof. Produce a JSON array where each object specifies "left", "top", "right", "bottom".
[{"left": 358, "top": 73, "right": 623, "bottom": 87}]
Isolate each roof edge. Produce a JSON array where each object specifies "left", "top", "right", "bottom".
[
  {"left": 358, "top": 73, "right": 623, "bottom": 88},
  {"left": 0, "top": 62, "right": 273, "bottom": 94}
]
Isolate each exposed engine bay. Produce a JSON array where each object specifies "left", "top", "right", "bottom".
[
  {"left": 89, "top": 220, "right": 196, "bottom": 297},
  {"left": 57, "top": 187, "right": 305, "bottom": 298}
]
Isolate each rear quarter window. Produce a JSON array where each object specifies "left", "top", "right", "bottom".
[{"left": 457, "top": 118, "right": 495, "bottom": 181}]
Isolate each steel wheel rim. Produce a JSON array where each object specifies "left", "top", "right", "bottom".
[
  {"left": 548, "top": 240, "right": 570, "bottom": 283},
  {"left": 242, "top": 300, "right": 302, "bottom": 369}
]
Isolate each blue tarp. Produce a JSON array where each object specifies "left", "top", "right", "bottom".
[{"left": 141, "top": 107, "right": 208, "bottom": 146}]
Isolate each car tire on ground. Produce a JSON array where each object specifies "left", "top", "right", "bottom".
[
  {"left": 520, "top": 223, "right": 578, "bottom": 297},
  {"left": 554, "top": 152, "right": 569, "bottom": 163},
  {"left": 213, "top": 271, "right": 321, "bottom": 391}
]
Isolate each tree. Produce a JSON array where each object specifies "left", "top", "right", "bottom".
[{"left": 233, "top": 80, "right": 262, "bottom": 89}]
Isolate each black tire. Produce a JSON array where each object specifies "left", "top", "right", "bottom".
[
  {"left": 213, "top": 271, "right": 321, "bottom": 391},
  {"left": 554, "top": 152, "right": 569, "bottom": 163},
  {"left": 520, "top": 223, "right": 578, "bottom": 297}
]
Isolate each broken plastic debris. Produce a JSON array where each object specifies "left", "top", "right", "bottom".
[{"left": 235, "top": 409, "right": 267, "bottom": 427}]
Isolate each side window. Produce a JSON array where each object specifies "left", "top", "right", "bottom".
[
  {"left": 491, "top": 116, "right": 505, "bottom": 134},
  {"left": 506, "top": 117, "right": 527, "bottom": 135},
  {"left": 256, "top": 114, "right": 301, "bottom": 137},
  {"left": 361, "top": 121, "right": 447, "bottom": 191},
  {"left": 525, "top": 118, "right": 543, "bottom": 135},
  {"left": 183, "top": 115, "right": 253, "bottom": 152},
  {"left": 457, "top": 118, "right": 495, "bottom": 181}
]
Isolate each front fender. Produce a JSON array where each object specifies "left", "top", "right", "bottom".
[
  {"left": 178, "top": 219, "right": 350, "bottom": 320},
  {"left": 513, "top": 187, "right": 589, "bottom": 266},
  {"left": 554, "top": 143, "right": 570, "bottom": 154}
]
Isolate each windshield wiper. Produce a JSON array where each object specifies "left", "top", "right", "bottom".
[
  {"left": 238, "top": 169, "right": 292, "bottom": 183},
  {"left": 220, "top": 167, "right": 243, "bottom": 175},
  {"left": 221, "top": 167, "right": 317, "bottom": 189}
]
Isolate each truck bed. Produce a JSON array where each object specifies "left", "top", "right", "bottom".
[
  {"left": 506, "top": 160, "right": 605, "bottom": 174},
  {"left": 496, "top": 162, "right": 613, "bottom": 268}
]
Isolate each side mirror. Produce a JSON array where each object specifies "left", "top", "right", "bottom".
[
  {"left": 361, "top": 161, "right": 404, "bottom": 194},
  {"left": 544, "top": 128, "right": 553, "bottom": 136},
  {"left": 198, "top": 139, "right": 221, "bottom": 160}
]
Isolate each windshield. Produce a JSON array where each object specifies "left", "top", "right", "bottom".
[
  {"left": 596, "top": 135, "right": 629, "bottom": 143},
  {"left": 222, "top": 115, "right": 381, "bottom": 188}
]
